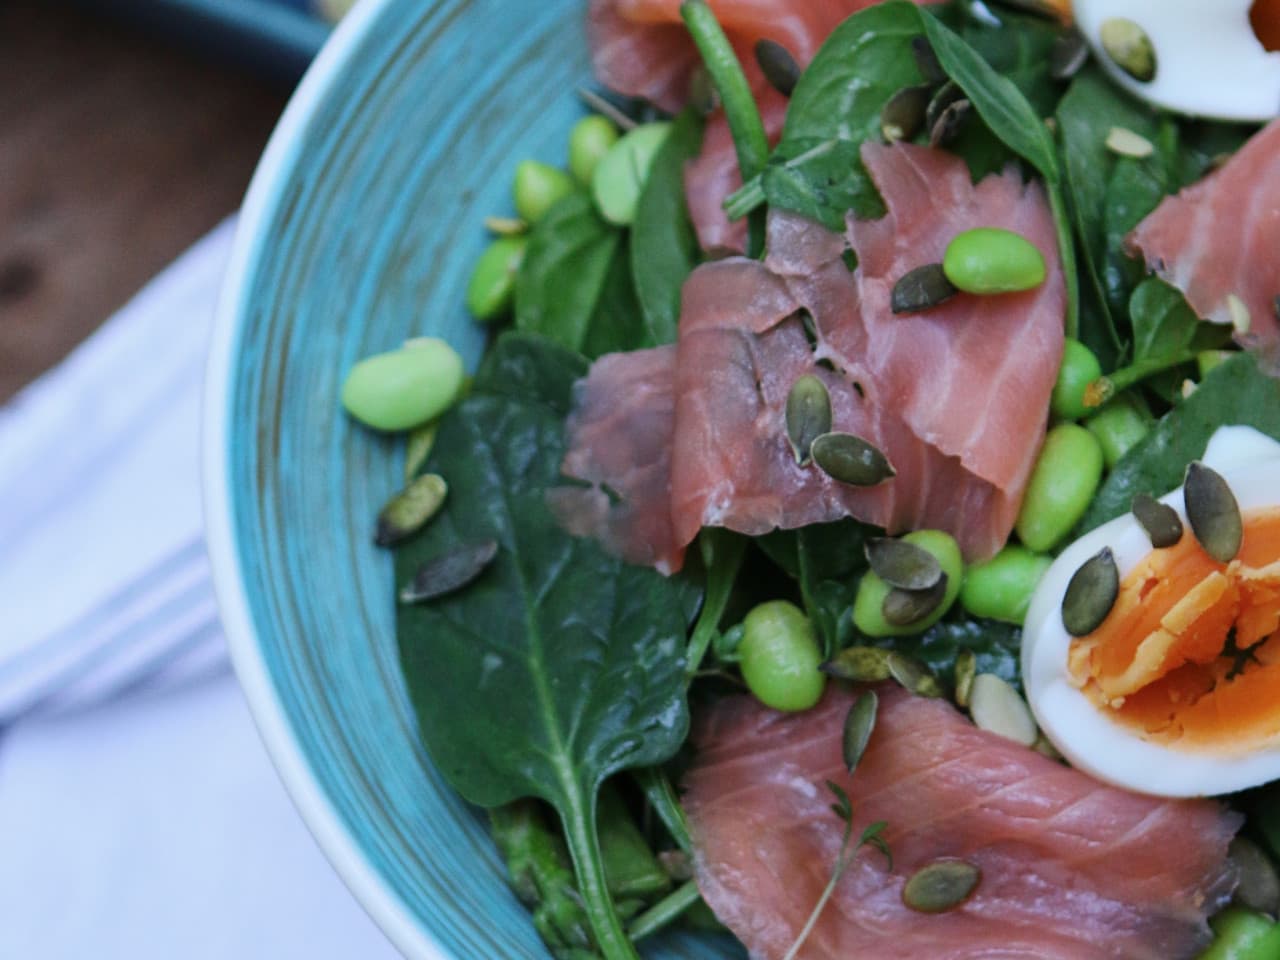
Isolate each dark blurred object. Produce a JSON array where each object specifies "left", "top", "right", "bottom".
[
  {"left": 0, "top": 0, "right": 287, "bottom": 401},
  {"left": 70, "top": 0, "right": 342, "bottom": 84}
]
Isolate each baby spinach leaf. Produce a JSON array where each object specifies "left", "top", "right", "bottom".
[
  {"left": 582, "top": 236, "right": 648, "bottom": 359},
  {"left": 397, "top": 332, "right": 695, "bottom": 959},
  {"left": 950, "top": 10, "right": 1061, "bottom": 117},
  {"left": 631, "top": 109, "right": 704, "bottom": 346},
  {"left": 760, "top": 138, "right": 886, "bottom": 231},
  {"left": 911, "top": 617, "right": 1022, "bottom": 685},
  {"left": 1129, "top": 278, "right": 1203, "bottom": 365},
  {"left": 1081, "top": 352, "right": 1280, "bottom": 529}
]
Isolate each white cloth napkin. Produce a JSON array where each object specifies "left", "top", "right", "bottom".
[{"left": 0, "top": 218, "right": 401, "bottom": 959}]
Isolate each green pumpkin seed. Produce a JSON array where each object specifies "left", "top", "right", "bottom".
[
  {"left": 881, "top": 84, "right": 932, "bottom": 144},
  {"left": 954, "top": 650, "right": 977, "bottom": 708},
  {"left": 1105, "top": 126, "right": 1154, "bottom": 159},
  {"left": 376, "top": 473, "right": 448, "bottom": 547},
  {"left": 403, "top": 421, "right": 439, "bottom": 482},
  {"left": 886, "top": 651, "right": 944, "bottom": 698},
  {"left": 811, "top": 433, "right": 896, "bottom": 486},
  {"left": 484, "top": 216, "right": 527, "bottom": 236},
  {"left": 902, "top": 860, "right": 982, "bottom": 914},
  {"left": 929, "top": 97, "right": 971, "bottom": 148},
  {"left": 820, "top": 646, "right": 893, "bottom": 683},
  {"left": 891, "top": 263, "right": 958, "bottom": 314},
  {"left": 399, "top": 539, "right": 499, "bottom": 604},
  {"left": 1050, "top": 31, "right": 1090, "bottom": 81},
  {"left": 866, "top": 538, "right": 943, "bottom": 591},
  {"left": 1100, "top": 17, "right": 1156, "bottom": 83},
  {"left": 910, "top": 36, "right": 946, "bottom": 85},
  {"left": 1131, "top": 493, "right": 1183, "bottom": 549},
  {"left": 785, "top": 375, "right": 832, "bottom": 465},
  {"left": 883, "top": 574, "right": 949, "bottom": 627},
  {"left": 842, "top": 690, "right": 879, "bottom": 774},
  {"left": 1061, "top": 547, "right": 1120, "bottom": 637},
  {"left": 754, "top": 39, "right": 800, "bottom": 97},
  {"left": 1229, "top": 836, "right": 1280, "bottom": 916},
  {"left": 968, "top": 673, "right": 1037, "bottom": 746},
  {"left": 1185, "top": 461, "right": 1242, "bottom": 563}
]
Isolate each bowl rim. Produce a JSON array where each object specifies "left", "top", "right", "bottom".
[{"left": 200, "top": 0, "right": 449, "bottom": 957}]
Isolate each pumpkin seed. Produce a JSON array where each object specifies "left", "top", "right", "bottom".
[
  {"left": 403, "top": 421, "right": 440, "bottom": 482},
  {"left": 1227, "top": 293, "right": 1252, "bottom": 334},
  {"left": 969, "top": 673, "right": 1037, "bottom": 746},
  {"left": 1229, "top": 836, "right": 1280, "bottom": 916},
  {"left": 785, "top": 375, "right": 833, "bottom": 466},
  {"left": 754, "top": 39, "right": 800, "bottom": 97},
  {"left": 886, "top": 651, "right": 944, "bottom": 698},
  {"left": 484, "top": 216, "right": 527, "bottom": 236},
  {"left": 1100, "top": 17, "right": 1156, "bottom": 83},
  {"left": 842, "top": 690, "right": 879, "bottom": 774},
  {"left": 376, "top": 473, "right": 448, "bottom": 547},
  {"left": 1185, "top": 461, "right": 1242, "bottom": 563},
  {"left": 925, "top": 81, "right": 963, "bottom": 133},
  {"left": 910, "top": 36, "right": 946, "bottom": 85},
  {"left": 954, "top": 650, "right": 977, "bottom": 708},
  {"left": 929, "top": 97, "right": 972, "bottom": 148},
  {"left": 399, "top": 539, "right": 499, "bottom": 604},
  {"left": 881, "top": 84, "right": 932, "bottom": 143},
  {"left": 820, "top": 646, "right": 893, "bottom": 683},
  {"left": 891, "top": 263, "right": 957, "bottom": 314},
  {"left": 1131, "top": 493, "right": 1183, "bottom": 548},
  {"left": 882, "top": 574, "right": 949, "bottom": 627},
  {"left": 1050, "top": 30, "right": 1090, "bottom": 81},
  {"left": 811, "top": 432, "right": 896, "bottom": 486},
  {"left": 866, "top": 538, "right": 943, "bottom": 591},
  {"left": 1105, "top": 126, "right": 1154, "bottom": 159},
  {"left": 1180, "top": 378, "right": 1198, "bottom": 400},
  {"left": 1061, "top": 547, "right": 1119, "bottom": 637},
  {"left": 902, "top": 860, "right": 981, "bottom": 914}
]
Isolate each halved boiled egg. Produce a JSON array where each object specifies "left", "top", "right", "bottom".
[
  {"left": 1023, "top": 425, "right": 1280, "bottom": 797},
  {"left": 1073, "top": 0, "right": 1280, "bottom": 121}
]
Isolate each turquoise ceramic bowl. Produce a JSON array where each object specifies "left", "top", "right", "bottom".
[{"left": 203, "top": 1, "right": 736, "bottom": 957}]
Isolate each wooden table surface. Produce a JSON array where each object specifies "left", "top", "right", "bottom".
[{"left": 0, "top": 0, "right": 289, "bottom": 402}]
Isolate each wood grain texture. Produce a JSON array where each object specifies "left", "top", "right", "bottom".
[{"left": 0, "top": 0, "right": 286, "bottom": 401}]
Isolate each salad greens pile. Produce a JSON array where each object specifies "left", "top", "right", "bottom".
[{"left": 348, "top": 1, "right": 1280, "bottom": 957}]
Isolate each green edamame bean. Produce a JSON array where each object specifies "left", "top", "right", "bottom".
[
  {"left": 1084, "top": 392, "right": 1151, "bottom": 469},
  {"left": 514, "top": 160, "right": 577, "bottom": 224},
  {"left": 942, "top": 227, "right": 1047, "bottom": 295},
  {"left": 853, "top": 530, "right": 963, "bottom": 637},
  {"left": 1051, "top": 339, "right": 1103, "bottom": 421},
  {"left": 341, "top": 337, "right": 465, "bottom": 432},
  {"left": 591, "top": 122, "right": 673, "bottom": 226},
  {"left": 569, "top": 115, "right": 620, "bottom": 185},
  {"left": 738, "top": 600, "right": 825, "bottom": 712},
  {"left": 466, "top": 235, "right": 527, "bottom": 321},
  {"left": 1015, "top": 423, "right": 1104, "bottom": 552},
  {"left": 960, "top": 546, "right": 1052, "bottom": 624},
  {"left": 1199, "top": 908, "right": 1280, "bottom": 960}
]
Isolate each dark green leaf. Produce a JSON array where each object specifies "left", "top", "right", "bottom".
[
  {"left": 851, "top": 615, "right": 1023, "bottom": 685},
  {"left": 1081, "top": 353, "right": 1280, "bottom": 530},
  {"left": 761, "top": 138, "right": 886, "bottom": 230},
  {"left": 1129, "top": 278, "right": 1201, "bottom": 365},
  {"left": 631, "top": 109, "right": 704, "bottom": 346},
  {"left": 397, "top": 332, "right": 695, "bottom": 957},
  {"left": 515, "top": 193, "right": 621, "bottom": 356},
  {"left": 581, "top": 235, "right": 648, "bottom": 359},
  {"left": 951, "top": 10, "right": 1063, "bottom": 116}
]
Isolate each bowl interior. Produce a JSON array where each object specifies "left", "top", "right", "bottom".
[{"left": 208, "top": 0, "right": 738, "bottom": 956}]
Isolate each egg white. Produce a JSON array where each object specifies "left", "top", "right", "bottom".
[
  {"left": 1023, "top": 426, "right": 1280, "bottom": 797},
  {"left": 1074, "top": 0, "right": 1280, "bottom": 122}
]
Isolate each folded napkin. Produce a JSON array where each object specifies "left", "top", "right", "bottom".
[{"left": 0, "top": 218, "right": 400, "bottom": 959}]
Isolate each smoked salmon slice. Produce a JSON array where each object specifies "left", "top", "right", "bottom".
[
  {"left": 683, "top": 685, "right": 1241, "bottom": 959},
  {"left": 553, "top": 143, "right": 1064, "bottom": 572},
  {"left": 1126, "top": 117, "right": 1280, "bottom": 345}
]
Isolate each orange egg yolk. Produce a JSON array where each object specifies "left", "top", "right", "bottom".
[{"left": 1068, "top": 508, "right": 1280, "bottom": 754}]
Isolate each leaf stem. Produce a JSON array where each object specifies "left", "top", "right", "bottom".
[
  {"left": 1084, "top": 349, "right": 1196, "bottom": 408},
  {"left": 560, "top": 797, "right": 642, "bottom": 960},
  {"left": 685, "top": 530, "right": 746, "bottom": 678},
  {"left": 680, "top": 0, "right": 770, "bottom": 257},
  {"left": 633, "top": 767, "right": 694, "bottom": 854},
  {"left": 627, "top": 880, "right": 703, "bottom": 941},
  {"left": 1048, "top": 186, "right": 1080, "bottom": 341},
  {"left": 723, "top": 175, "right": 766, "bottom": 221},
  {"left": 781, "top": 819, "right": 854, "bottom": 960}
]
